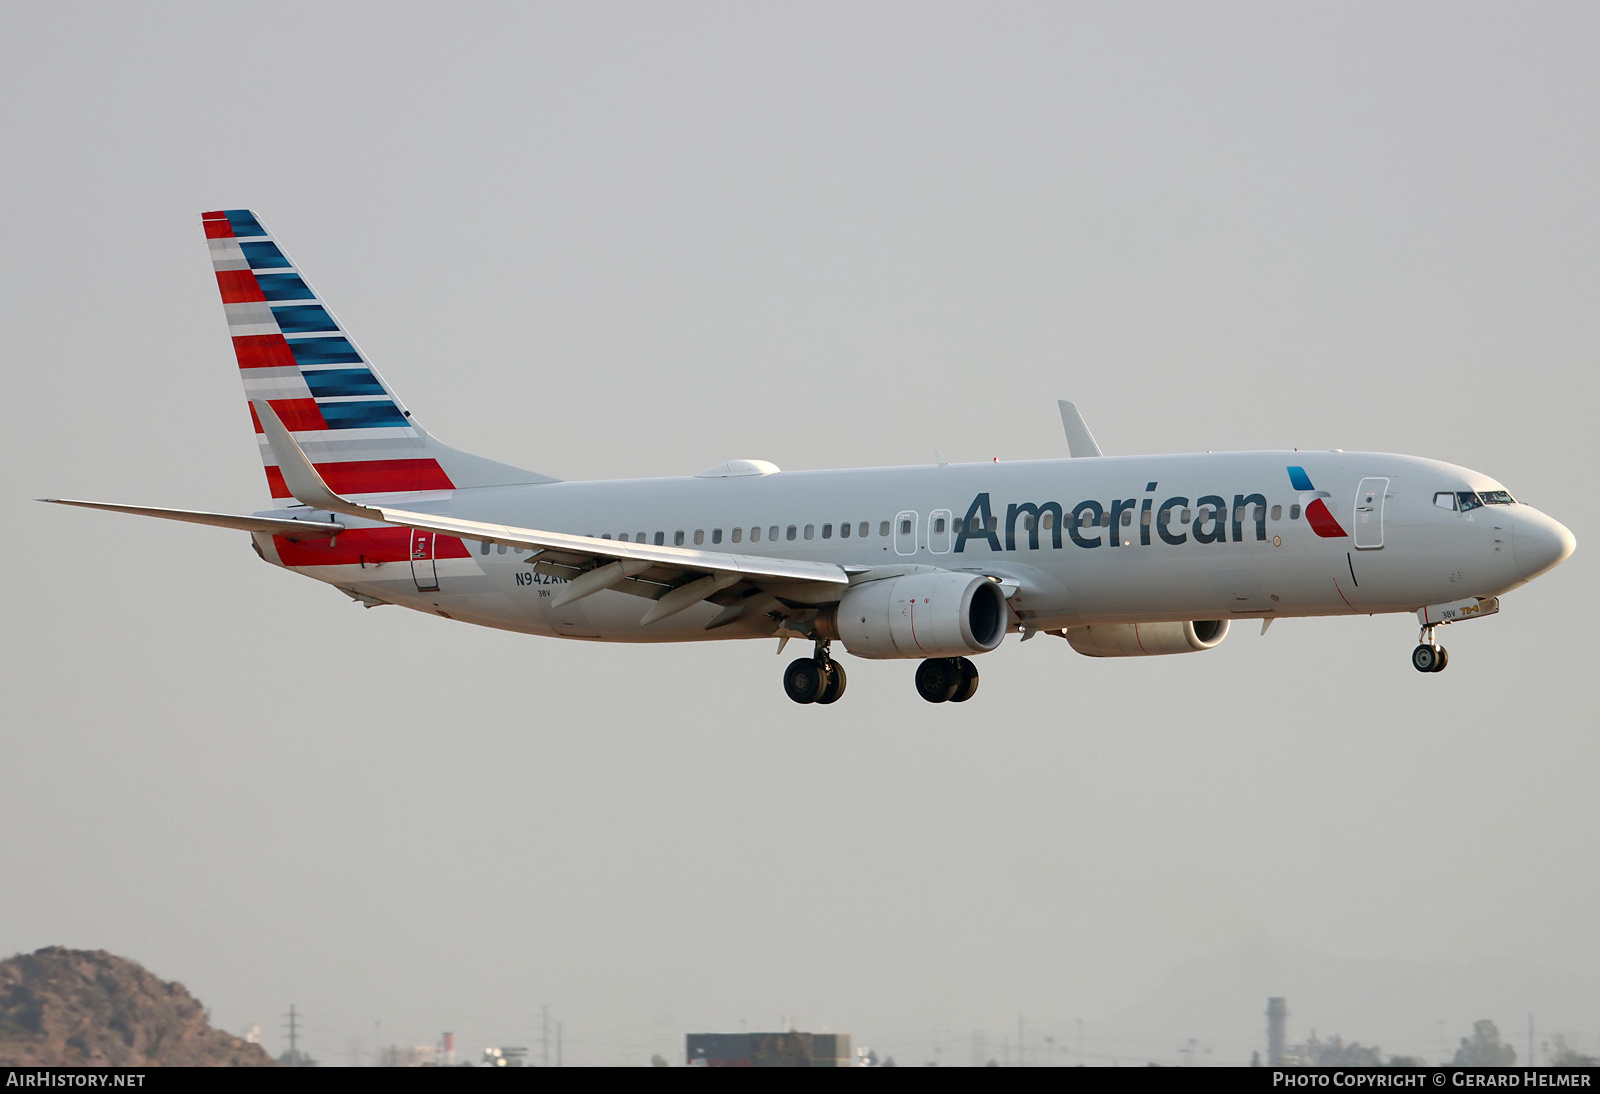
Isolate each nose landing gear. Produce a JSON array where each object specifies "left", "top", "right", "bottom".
[
  {"left": 783, "top": 640, "right": 848, "bottom": 704},
  {"left": 1411, "top": 625, "right": 1449, "bottom": 673}
]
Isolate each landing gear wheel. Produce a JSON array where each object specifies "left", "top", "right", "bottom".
[
  {"left": 784, "top": 658, "right": 825, "bottom": 704},
  {"left": 1411, "top": 644, "right": 1441, "bottom": 673},
  {"left": 915, "top": 658, "right": 962, "bottom": 703},
  {"left": 948, "top": 657, "right": 980, "bottom": 703},
  {"left": 1429, "top": 646, "right": 1449, "bottom": 673},
  {"left": 816, "top": 661, "right": 848, "bottom": 704}
]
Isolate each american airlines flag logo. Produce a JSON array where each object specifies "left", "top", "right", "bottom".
[{"left": 1287, "top": 466, "right": 1348, "bottom": 538}]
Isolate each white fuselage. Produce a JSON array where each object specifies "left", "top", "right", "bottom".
[{"left": 252, "top": 449, "right": 1570, "bottom": 649}]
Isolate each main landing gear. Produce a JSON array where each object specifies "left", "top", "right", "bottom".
[
  {"left": 783, "top": 640, "right": 847, "bottom": 705},
  {"left": 1411, "top": 625, "right": 1449, "bottom": 673},
  {"left": 915, "top": 657, "right": 980, "bottom": 703}
]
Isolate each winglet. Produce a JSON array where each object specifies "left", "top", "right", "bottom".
[
  {"left": 252, "top": 400, "right": 376, "bottom": 518},
  {"left": 1057, "top": 400, "right": 1103, "bottom": 458}
]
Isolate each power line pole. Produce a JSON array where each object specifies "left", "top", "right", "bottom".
[{"left": 284, "top": 1005, "right": 300, "bottom": 1066}]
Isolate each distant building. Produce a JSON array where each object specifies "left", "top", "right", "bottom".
[{"left": 686, "top": 1032, "right": 852, "bottom": 1067}]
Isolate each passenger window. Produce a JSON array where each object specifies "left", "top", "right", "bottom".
[
  {"left": 1252, "top": 505, "right": 1264, "bottom": 521},
  {"left": 693, "top": 530, "right": 704, "bottom": 545},
  {"left": 770, "top": 525, "right": 780, "bottom": 541},
  {"left": 654, "top": 531, "right": 665, "bottom": 545},
  {"left": 1121, "top": 511, "right": 1133, "bottom": 527},
  {"left": 601, "top": 533, "right": 612, "bottom": 539},
  {"left": 479, "top": 540, "right": 490, "bottom": 555},
  {"left": 861, "top": 522, "right": 871, "bottom": 538},
  {"left": 934, "top": 517, "right": 947, "bottom": 534},
  {"left": 1041, "top": 511, "right": 1054, "bottom": 529},
  {"left": 1270, "top": 505, "right": 1282, "bottom": 521},
  {"left": 786, "top": 525, "right": 797, "bottom": 541},
  {"left": 750, "top": 526, "right": 761, "bottom": 542},
  {"left": 712, "top": 528, "right": 722, "bottom": 544},
  {"left": 1141, "top": 510, "right": 1152, "bottom": 526},
  {"left": 497, "top": 543, "right": 507, "bottom": 554},
  {"left": 823, "top": 523, "right": 834, "bottom": 539},
  {"left": 1099, "top": 512, "right": 1111, "bottom": 527},
  {"left": 1434, "top": 492, "right": 1457, "bottom": 511},
  {"left": 879, "top": 521, "right": 890, "bottom": 537},
  {"left": 899, "top": 518, "right": 912, "bottom": 535},
  {"left": 731, "top": 527, "right": 742, "bottom": 543},
  {"left": 1181, "top": 509, "right": 1191, "bottom": 524},
  {"left": 987, "top": 516, "right": 998, "bottom": 533},
  {"left": 1289, "top": 505, "right": 1300, "bottom": 520},
  {"left": 803, "top": 524, "right": 814, "bottom": 540}
]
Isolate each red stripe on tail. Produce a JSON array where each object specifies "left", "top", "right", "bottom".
[
  {"left": 232, "top": 334, "right": 297, "bottom": 369},
  {"left": 249, "top": 399, "right": 328, "bottom": 433},
  {"left": 215, "top": 270, "right": 263, "bottom": 303},
  {"left": 264, "top": 459, "right": 455, "bottom": 500}
]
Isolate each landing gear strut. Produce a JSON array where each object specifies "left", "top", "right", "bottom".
[
  {"left": 915, "top": 657, "right": 979, "bottom": 703},
  {"left": 1411, "top": 625, "right": 1449, "bottom": 673},
  {"left": 783, "top": 640, "right": 847, "bottom": 704}
]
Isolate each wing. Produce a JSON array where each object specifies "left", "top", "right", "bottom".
[{"left": 253, "top": 401, "right": 849, "bottom": 627}]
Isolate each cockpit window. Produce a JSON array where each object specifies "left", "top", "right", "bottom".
[
  {"left": 1434, "top": 492, "right": 1457, "bottom": 511},
  {"left": 1457, "top": 491, "right": 1484, "bottom": 511},
  {"left": 1479, "top": 489, "right": 1516, "bottom": 505}
]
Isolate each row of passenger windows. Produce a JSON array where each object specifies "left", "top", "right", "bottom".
[
  {"left": 1435, "top": 490, "right": 1516, "bottom": 512},
  {"left": 472, "top": 503, "right": 1309, "bottom": 556},
  {"left": 596, "top": 521, "right": 890, "bottom": 546}
]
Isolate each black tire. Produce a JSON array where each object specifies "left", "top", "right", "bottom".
[
  {"left": 1430, "top": 646, "right": 1449, "bottom": 673},
  {"left": 784, "top": 658, "right": 824, "bottom": 703},
  {"left": 948, "top": 657, "right": 980, "bottom": 703},
  {"left": 915, "top": 658, "right": 961, "bottom": 703},
  {"left": 1411, "top": 644, "right": 1439, "bottom": 673},
  {"left": 816, "top": 661, "right": 848, "bottom": 704}
]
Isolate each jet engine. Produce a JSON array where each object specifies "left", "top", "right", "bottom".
[
  {"left": 818, "top": 572, "right": 1008, "bottom": 660},
  {"left": 1063, "top": 619, "right": 1229, "bottom": 657}
]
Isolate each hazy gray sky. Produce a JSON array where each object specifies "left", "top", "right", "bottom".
[{"left": 3, "top": 1, "right": 1595, "bottom": 1065}]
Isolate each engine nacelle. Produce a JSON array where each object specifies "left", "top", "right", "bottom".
[
  {"left": 820, "top": 572, "right": 1008, "bottom": 660},
  {"left": 1063, "top": 619, "right": 1229, "bottom": 657}
]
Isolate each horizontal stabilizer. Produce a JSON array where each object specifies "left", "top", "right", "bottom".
[{"left": 39, "top": 498, "right": 343, "bottom": 539}]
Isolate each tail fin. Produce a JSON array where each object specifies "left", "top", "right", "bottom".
[{"left": 202, "top": 209, "right": 557, "bottom": 502}]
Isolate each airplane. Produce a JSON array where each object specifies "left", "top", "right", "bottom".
[{"left": 43, "top": 209, "right": 1577, "bottom": 705}]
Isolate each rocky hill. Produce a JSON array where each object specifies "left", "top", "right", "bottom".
[{"left": 0, "top": 947, "right": 274, "bottom": 1066}]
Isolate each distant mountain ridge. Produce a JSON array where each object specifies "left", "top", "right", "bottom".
[{"left": 0, "top": 946, "right": 274, "bottom": 1067}]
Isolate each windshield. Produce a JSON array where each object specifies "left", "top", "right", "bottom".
[
  {"left": 1457, "top": 491, "right": 1484, "bottom": 511},
  {"left": 1479, "top": 489, "right": 1516, "bottom": 505}
]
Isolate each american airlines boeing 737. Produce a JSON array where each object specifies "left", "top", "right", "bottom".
[{"left": 44, "top": 210, "right": 1577, "bottom": 704}]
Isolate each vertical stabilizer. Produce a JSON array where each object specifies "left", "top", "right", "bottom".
[{"left": 202, "top": 209, "right": 556, "bottom": 501}]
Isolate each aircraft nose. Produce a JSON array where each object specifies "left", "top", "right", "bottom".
[{"left": 1513, "top": 509, "right": 1577, "bottom": 581}]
